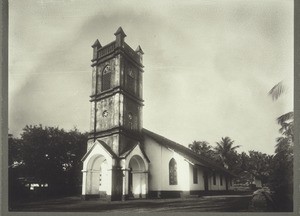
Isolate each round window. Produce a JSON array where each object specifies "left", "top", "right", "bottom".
[{"left": 102, "top": 110, "right": 108, "bottom": 117}]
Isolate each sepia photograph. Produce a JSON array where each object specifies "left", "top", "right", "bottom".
[{"left": 6, "top": 0, "right": 295, "bottom": 214}]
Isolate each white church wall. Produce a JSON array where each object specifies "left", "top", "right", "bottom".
[
  {"left": 221, "top": 175, "right": 227, "bottom": 190},
  {"left": 143, "top": 136, "right": 163, "bottom": 191},
  {"left": 209, "top": 173, "right": 227, "bottom": 191},
  {"left": 171, "top": 152, "right": 190, "bottom": 191},
  {"left": 144, "top": 136, "right": 190, "bottom": 191},
  {"left": 209, "top": 174, "right": 218, "bottom": 190},
  {"left": 144, "top": 135, "right": 231, "bottom": 193},
  {"left": 189, "top": 164, "right": 205, "bottom": 191}
]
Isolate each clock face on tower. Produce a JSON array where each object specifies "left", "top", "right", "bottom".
[
  {"left": 102, "top": 110, "right": 108, "bottom": 117},
  {"left": 103, "top": 65, "right": 111, "bottom": 74}
]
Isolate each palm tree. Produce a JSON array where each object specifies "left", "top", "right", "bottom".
[
  {"left": 188, "top": 141, "right": 215, "bottom": 159},
  {"left": 188, "top": 140, "right": 209, "bottom": 154},
  {"left": 268, "top": 81, "right": 294, "bottom": 211},
  {"left": 268, "top": 81, "right": 294, "bottom": 149},
  {"left": 268, "top": 81, "right": 286, "bottom": 101},
  {"left": 215, "top": 137, "right": 240, "bottom": 169}
]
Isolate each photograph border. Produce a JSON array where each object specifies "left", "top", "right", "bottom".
[{"left": 1, "top": 0, "right": 299, "bottom": 215}]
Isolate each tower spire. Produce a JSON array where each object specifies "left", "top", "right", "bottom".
[
  {"left": 92, "top": 39, "right": 101, "bottom": 48},
  {"left": 135, "top": 45, "right": 144, "bottom": 55},
  {"left": 114, "top": 27, "right": 127, "bottom": 37},
  {"left": 136, "top": 45, "right": 144, "bottom": 63},
  {"left": 114, "top": 27, "right": 126, "bottom": 47},
  {"left": 91, "top": 39, "right": 101, "bottom": 61}
]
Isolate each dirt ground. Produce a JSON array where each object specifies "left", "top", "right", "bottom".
[{"left": 10, "top": 195, "right": 253, "bottom": 213}]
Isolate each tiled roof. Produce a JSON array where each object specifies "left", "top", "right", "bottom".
[{"left": 142, "top": 128, "right": 236, "bottom": 177}]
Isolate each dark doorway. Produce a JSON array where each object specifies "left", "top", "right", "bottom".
[{"left": 203, "top": 172, "right": 209, "bottom": 191}]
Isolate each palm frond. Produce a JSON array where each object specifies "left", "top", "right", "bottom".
[
  {"left": 268, "top": 81, "right": 285, "bottom": 101},
  {"left": 277, "top": 112, "right": 294, "bottom": 125},
  {"left": 231, "top": 145, "right": 241, "bottom": 151}
]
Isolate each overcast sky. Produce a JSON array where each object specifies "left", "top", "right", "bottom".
[{"left": 9, "top": 0, "right": 293, "bottom": 155}]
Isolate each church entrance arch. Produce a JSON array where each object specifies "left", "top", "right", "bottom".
[
  {"left": 128, "top": 155, "right": 147, "bottom": 198},
  {"left": 86, "top": 154, "right": 109, "bottom": 197}
]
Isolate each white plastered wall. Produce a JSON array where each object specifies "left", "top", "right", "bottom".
[
  {"left": 189, "top": 164, "right": 205, "bottom": 191},
  {"left": 209, "top": 172, "right": 228, "bottom": 190},
  {"left": 144, "top": 136, "right": 232, "bottom": 192},
  {"left": 144, "top": 136, "right": 190, "bottom": 191}
]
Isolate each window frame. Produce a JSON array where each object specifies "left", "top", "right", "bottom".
[
  {"left": 169, "top": 158, "right": 178, "bottom": 185},
  {"left": 127, "top": 69, "right": 135, "bottom": 93},
  {"left": 101, "top": 65, "right": 112, "bottom": 91}
]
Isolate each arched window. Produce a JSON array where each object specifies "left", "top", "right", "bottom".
[
  {"left": 102, "top": 65, "right": 111, "bottom": 91},
  {"left": 169, "top": 158, "right": 177, "bottom": 185}
]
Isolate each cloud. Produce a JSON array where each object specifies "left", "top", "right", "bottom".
[{"left": 9, "top": 0, "right": 293, "bottom": 155}]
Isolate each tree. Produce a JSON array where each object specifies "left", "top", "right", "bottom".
[
  {"left": 268, "top": 81, "right": 294, "bottom": 211},
  {"left": 268, "top": 81, "right": 286, "bottom": 101},
  {"left": 9, "top": 125, "right": 88, "bottom": 200},
  {"left": 8, "top": 134, "right": 23, "bottom": 167},
  {"left": 247, "top": 151, "right": 273, "bottom": 184},
  {"left": 270, "top": 135, "right": 293, "bottom": 211},
  {"left": 240, "top": 151, "right": 249, "bottom": 171},
  {"left": 188, "top": 140, "right": 216, "bottom": 160},
  {"left": 215, "top": 137, "right": 240, "bottom": 170},
  {"left": 8, "top": 134, "right": 27, "bottom": 203}
]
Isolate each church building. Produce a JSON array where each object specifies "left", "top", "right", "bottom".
[{"left": 81, "top": 27, "right": 235, "bottom": 201}]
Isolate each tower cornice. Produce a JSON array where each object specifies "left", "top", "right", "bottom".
[
  {"left": 89, "top": 86, "right": 144, "bottom": 106},
  {"left": 87, "top": 127, "right": 143, "bottom": 142},
  {"left": 91, "top": 41, "right": 144, "bottom": 69}
]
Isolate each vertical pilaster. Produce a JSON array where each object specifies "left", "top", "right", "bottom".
[
  {"left": 110, "top": 165, "right": 123, "bottom": 201},
  {"left": 122, "top": 169, "right": 129, "bottom": 200},
  {"left": 81, "top": 170, "right": 87, "bottom": 195}
]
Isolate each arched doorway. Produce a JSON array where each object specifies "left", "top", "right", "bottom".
[
  {"left": 128, "top": 155, "right": 147, "bottom": 198},
  {"left": 86, "top": 154, "right": 109, "bottom": 197}
]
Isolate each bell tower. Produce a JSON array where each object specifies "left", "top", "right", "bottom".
[{"left": 88, "top": 27, "right": 144, "bottom": 157}]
